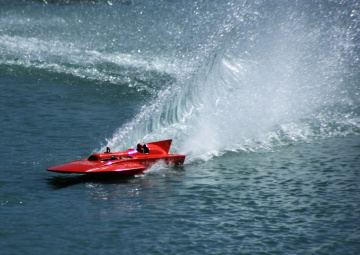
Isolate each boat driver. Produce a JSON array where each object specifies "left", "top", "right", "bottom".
[
  {"left": 137, "top": 143, "right": 149, "bottom": 153},
  {"left": 137, "top": 143, "right": 144, "bottom": 153},
  {"left": 142, "top": 143, "right": 149, "bottom": 153}
]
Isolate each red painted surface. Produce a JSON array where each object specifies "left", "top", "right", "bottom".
[{"left": 47, "top": 139, "right": 185, "bottom": 176}]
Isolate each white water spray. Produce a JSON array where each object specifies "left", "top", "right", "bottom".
[{"left": 107, "top": 1, "right": 360, "bottom": 161}]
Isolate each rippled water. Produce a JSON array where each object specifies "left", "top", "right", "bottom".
[
  {"left": 1, "top": 0, "right": 360, "bottom": 254},
  {"left": 1, "top": 133, "right": 359, "bottom": 254}
]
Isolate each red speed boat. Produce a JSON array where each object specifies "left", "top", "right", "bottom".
[{"left": 47, "top": 139, "right": 185, "bottom": 176}]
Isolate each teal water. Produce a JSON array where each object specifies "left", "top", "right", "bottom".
[{"left": 1, "top": 1, "right": 360, "bottom": 254}]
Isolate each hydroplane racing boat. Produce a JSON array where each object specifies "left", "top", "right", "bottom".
[{"left": 47, "top": 139, "right": 185, "bottom": 176}]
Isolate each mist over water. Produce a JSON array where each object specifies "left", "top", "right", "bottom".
[
  {"left": 105, "top": 0, "right": 360, "bottom": 160},
  {"left": 0, "top": 0, "right": 359, "bottom": 158}
]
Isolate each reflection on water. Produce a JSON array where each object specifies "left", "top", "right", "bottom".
[
  {"left": 47, "top": 174, "right": 157, "bottom": 215},
  {"left": 47, "top": 165, "right": 186, "bottom": 208},
  {"left": 47, "top": 175, "right": 136, "bottom": 189}
]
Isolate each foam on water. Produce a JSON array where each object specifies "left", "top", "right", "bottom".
[{"left": 0, "top": 34, "right": 183, "bottom": 94}]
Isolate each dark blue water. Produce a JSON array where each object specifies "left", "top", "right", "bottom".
[{"left": 1, "top": 1, "right": 360, "bottom": 254}]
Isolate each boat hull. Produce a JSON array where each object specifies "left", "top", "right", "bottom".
[{"left": 47, "top": 140, "right": 185, "bottom": 177}]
